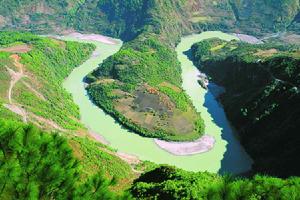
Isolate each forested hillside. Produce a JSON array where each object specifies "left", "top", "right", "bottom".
[
  {"left": 191, "top": 39, "right": 300, "bottom": 177},
  {"left": 0, "top": 120, "right": 133, "bottom": 199}
]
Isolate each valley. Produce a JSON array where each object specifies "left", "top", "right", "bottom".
[
  {"left": 62, "top": 31, "right": 253, "bottom": 174},
  {"left": 0, "top": 0, "right": 300, "bottom": 199}
]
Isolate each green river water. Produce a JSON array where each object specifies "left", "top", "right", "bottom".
[{"left": 63, "top": 31, "right": 253, "bottom": 174}]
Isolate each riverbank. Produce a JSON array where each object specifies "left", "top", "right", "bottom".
[
  {"left": 66, "top": 32, "right": 118, "bottom": 45},
  {"left": 232, "top": 33, "right": 263, "bottom": 44},
  {"left": 154, "top": 135, "right": 215, "bottom": 156}
]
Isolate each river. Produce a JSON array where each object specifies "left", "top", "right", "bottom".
[{"left": 63, "top": 31, "right": 253, "bottom": 174}]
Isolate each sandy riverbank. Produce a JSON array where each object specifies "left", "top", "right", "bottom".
[
  {"left": 232, "top": 33, "right": 263, "bottom": 44},
  {"left": 154, "top": 135, "right": 215, "bottom": 156},
  {"left": 66, "top": 32, "right": 118, "bottom": 45}
]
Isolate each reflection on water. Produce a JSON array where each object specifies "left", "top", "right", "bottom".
[{"left": 204, "top": 84, "right": 252, "bottom": 174}]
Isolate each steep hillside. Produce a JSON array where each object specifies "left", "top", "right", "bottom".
[
  {"left": 0, "top": 31, "right": 94, "bottom": 131},
  {"left": 191, "top": 39, "right": 300, "bottom": 177},
  {"left": 1, "top": 0, "right": 299, "bottom": 37}
]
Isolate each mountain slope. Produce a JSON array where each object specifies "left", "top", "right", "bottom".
[
  {"left": 1, "top": 0, "right": 299, "bottom": 37},
  {"left": 0, "top": 31, "right": 94, "bottom": 131},
  {"left": 191, "top": 39, "right": 300, "bottom": 177}
]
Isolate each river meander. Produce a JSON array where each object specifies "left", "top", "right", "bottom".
[{"left": 63, "top": 31, "right": 253, "bottom": 174}]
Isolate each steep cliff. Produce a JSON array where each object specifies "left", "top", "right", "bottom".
[{"left": 191, "top": 39, "right": 300, "bottom": 177}]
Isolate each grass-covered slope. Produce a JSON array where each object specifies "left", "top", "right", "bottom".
[
  {"left": 86, "top": 1, "right": 205, "bottom": 141},
  {"left": 68, "top": 136, "right": 137, "bottom": 193},
  {"left": 0, "top": 31, "right": 94, "bottom": 131},
  {"left": 191, "top": 39, "right": 300, "bottom": 177},
  {"left": 131, "top": 166, "right": 300, "bottom": 200}
]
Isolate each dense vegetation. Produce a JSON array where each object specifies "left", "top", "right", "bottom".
[
  {"left": 191, "top": 39, "right": 300, "bottom": 177},
  {"left": 0, "top": 31, "right": 95, "bottom": 130},
  {"left": 2, "top": 118, "right": 300, "bottom": 199},
  {"left": 131, "top": 166, "right": 300, "bottom": 200},
  {"left": 0, "top": 120, "right": 132, "bottom": 200}
]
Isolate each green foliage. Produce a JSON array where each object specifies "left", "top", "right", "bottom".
[
  {"left": 93, "top": 35, "right": 182, "bottom": 89},
  {"left": 0, "top": 120, "right": 132, "bottom": 199},
  {"left": 131, "top": 166, "right": 300, "bottom": 200},
  {"left": 158, "top": 86, "right": 190, "bottom": 111},
  {"left": 0, "top": 31, "right": 95, "bottom": 130},
  {"left": 70, "top": 136, "right": 133, "bottom": 181}
]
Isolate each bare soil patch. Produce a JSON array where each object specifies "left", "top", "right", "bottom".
[
  {"left": 4, "top": 104, "right": 27, "bottom": 122},
  {"left": 97, "top": 78, "right": 116, "bottom": 84},
  {"left": 0, "top": 44, "right": 31, "bottom": 53},
  {"left": 116, "top": 152, "right": 140, "bottom": 165},
  {"left": 159, "top": 82, "right": 182, "bottom": 92},
  {"left": 254, "top": 49, "right": 278, "bottom": 58},
  {"left": 134, "top": 90, "right": 169, "bottom": 114},
  {"left": 233, "top": 33, "right": 263, "bottom": 44},
  {"left": 280, "top": 34, "right": 300, "bottom": 45},
  {"left": 0, "top": 15, "right": 6, "bottom": 26},
  {"left": 170, "top": 114, "right": 194, "bottom": 134},
  {"left": 66, "top": 32, "right": 118, "bottom": 45}
]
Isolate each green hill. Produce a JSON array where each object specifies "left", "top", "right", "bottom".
[{"left": 0, "top": 31, "right": 94, "bottom": 130}]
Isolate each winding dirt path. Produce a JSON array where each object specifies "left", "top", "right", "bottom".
[
  {"left": 6, "top": 55, "right": 26, "bottom": 103},
  {"left": 88, "top": 129, "right": 142, "bottom": 173},
  {"left": 4, "top": 54, "right": 28, "bottom": 122},
  {"left": 4, "top": 54, "right": 65, "bottom": 131}
]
